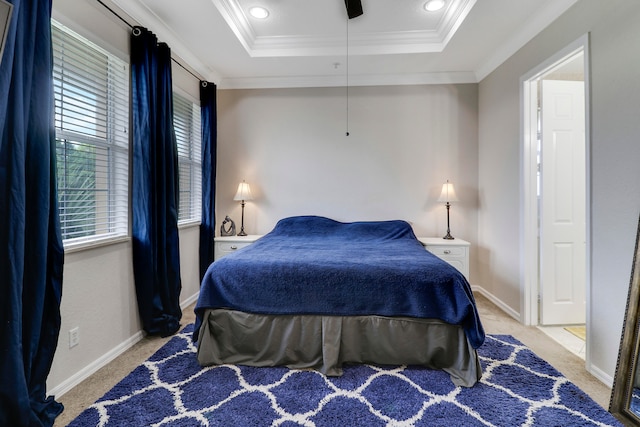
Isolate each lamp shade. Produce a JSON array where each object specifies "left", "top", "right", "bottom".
[
  {"left": 233, "top": 181, "right": 253, "bottom": 201},
  {"left": 437, "top": 180, "right": 458, "bottom": 203}
]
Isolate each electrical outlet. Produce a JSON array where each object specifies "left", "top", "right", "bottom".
[{"left": 69, "top": 327, "right": 79, "bottom": 348}]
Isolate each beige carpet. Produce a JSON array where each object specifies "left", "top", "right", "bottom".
[{"left": 52, "top": 294, "right": 612, "bottom": 426}]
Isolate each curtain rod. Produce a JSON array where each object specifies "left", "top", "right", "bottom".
[
  {"left": 96, "top": 0, "right": 131, "bottom": 29},
  {"left": 171, "top": 57, "right": 204, "bottom": 83},
  {"left": 95, "top": 0, "right": 204, "bottom": 83}
]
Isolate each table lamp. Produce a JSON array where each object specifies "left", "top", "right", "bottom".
[
  {"left": 438, "top": 180, "right": 458, "bottom": 240},
  {"left": 233, "top": 180, "right": 253, "bottom": 236}
]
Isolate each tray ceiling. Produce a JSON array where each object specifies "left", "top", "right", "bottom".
[{"left": 111, "top": 0, "right": 578, "bottom": 88}]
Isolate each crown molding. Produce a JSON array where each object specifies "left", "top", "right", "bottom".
[
  {"left": 218, "top": 71, "right": 478, "bottom": 90},
  {"left": 108, "top": 0, "right": 576, "bottom": 90},
  {"left": 213, "top": 0, "right": 476, "bottom": 57},
  {"left": 474, "top": 0, "right": 578, "bottom": 81},
  {"left": 110, "top": 0, "right": 221, "bottom": 83}
]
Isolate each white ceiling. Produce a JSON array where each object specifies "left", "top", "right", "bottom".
[{"left": 111, "top": 0, "right": 578, "bottom": 89}]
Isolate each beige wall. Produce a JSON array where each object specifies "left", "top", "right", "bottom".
[
  {"left": 478, "top": 0, "right": 640, "bottom": 382},
  {"left": 48, "top": 226, "right": 201, "bottom": 396},
  {"left": 216, "top": 84, "right": 479, "bottom": 247}
]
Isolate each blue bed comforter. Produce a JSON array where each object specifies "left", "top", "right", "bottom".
[{"left": 194, "top": 216, "right": 485, "bottom": 348}]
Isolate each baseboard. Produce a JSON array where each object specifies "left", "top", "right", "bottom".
[
  {"left": 49, "top": 330, "right": 145, "bottom": 398},
  {"left": 472, "top": 285, "right": 521, "bottom": 322},
  {"left": 181, "top": 291, "right": 199, "bottom": 309},
  {"left": 50, "top": 291, "right": 200, "bottom": 398},
  {"left": 471, "top": 285, "right": 615, "bottom": 389},
  {"left": 588, "top": 363, "right": 614, "bottom": 389}
]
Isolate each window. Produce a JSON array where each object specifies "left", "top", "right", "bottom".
[
  {"left": 52, "top": 21, "right": 129, "bottom": 246},
  {"left": 173, "top": 91, "right": 202, "bottom": 224}
]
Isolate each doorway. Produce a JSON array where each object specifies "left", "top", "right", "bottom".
[{"left": 521, "top": 35, "right": 590, "bottom": 362}]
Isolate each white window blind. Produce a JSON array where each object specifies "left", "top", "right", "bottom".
[
  {"left": 52, "top": 21, "right": 129, "bottom": 245},
  {"left": 173, "top": 92, "right": 202, "bottom": 224}
]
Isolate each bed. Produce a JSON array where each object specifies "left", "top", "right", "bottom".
[{"left": 193, "top": 215, "right": 485, "bottom": 387}]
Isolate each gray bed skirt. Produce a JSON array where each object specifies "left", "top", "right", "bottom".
[{"left": 196, "top": 309, "right": 482, "bottom": 387}]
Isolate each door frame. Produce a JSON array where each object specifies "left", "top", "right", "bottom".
[{"left": 520, "top": 34, "right": 591, "bottom": 350}]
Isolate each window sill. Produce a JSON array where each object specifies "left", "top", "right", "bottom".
[
  {"left": 178, "top": 220, "right": 201, "bottom": 230},
  {"left": 63, "top": 222, "right": 201, "bottom": 254},
  {"left": 63, "top": 235, "right": 130, "bottom": 254}
]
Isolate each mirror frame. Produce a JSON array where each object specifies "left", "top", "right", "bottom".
[
  {"left": 0, "top": 0, "right": 13, "bottom": 65},
  {"left": 610, "top": 214, "right": 640, "bottom": 425}
]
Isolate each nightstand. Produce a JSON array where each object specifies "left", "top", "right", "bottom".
[
  {"left": 418, "top": 237, "right": 470, "bottom": 280},
  {"left": 214, "top": 235, "right": 262, "bottom": 260}
]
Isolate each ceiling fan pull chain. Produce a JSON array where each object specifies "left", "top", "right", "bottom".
[{"left": 346, "top": 10, "right": 350, "bottom": 137}]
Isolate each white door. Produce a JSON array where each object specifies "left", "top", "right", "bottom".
[{"left": 540, "top": 80, "right": 586, "bottom": 325}]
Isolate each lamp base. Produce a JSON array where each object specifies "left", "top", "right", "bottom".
[
  {"left": 443, "top": 202, "right": 454, "bottom": 239},
  {"left": 237, "top": 200, "right": 247, "bottom": 236}
]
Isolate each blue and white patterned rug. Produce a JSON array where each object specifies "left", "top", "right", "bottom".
[{"left": 68, "top": 324, "right": 621, "bottom": 426}]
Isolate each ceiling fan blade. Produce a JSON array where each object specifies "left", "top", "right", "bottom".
[{"left": 344, "top": 0, "right": 363, "bottom": 19}]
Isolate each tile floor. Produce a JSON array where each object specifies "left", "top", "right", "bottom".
[{"left": 538, "top": 324, "right": 586, "bottom": 360}]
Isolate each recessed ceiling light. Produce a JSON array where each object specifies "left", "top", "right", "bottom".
[
  {"left": 424, "top": 0, "right": 446, "bottom": 12},
  {"left": 249, "top": 6, "right": 269, "bottom": 19}
]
